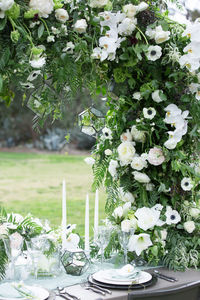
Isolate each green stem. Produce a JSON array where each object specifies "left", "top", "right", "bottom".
[
  {"left": 8, "top": 17, "right": 16, "bottom": 31},
  {"left": 39, "top": 18, "right": 50, "bottom": 36},
  {"left": 136, "top": 26, "right": 149, "bottom": 45}
]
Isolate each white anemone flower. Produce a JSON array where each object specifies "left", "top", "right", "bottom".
[
  {"left": 131, "top": 156, "right": 147, "bottom": 171},
  {"left": 132, "top": 171, "right": 150, "bottom": 183},
  {"left": 20, "top": 82, "right": 35, "bottom": 89},
  {"left": 143, "top": 107, "right": 156, "bottom": 120},
  {"left": 118, "top": 141, "right": 136, "bottom": 166},
  {"left": 102, "top": 127, "right": 112, "bottom": 140},
  {"left": 27, "top": 70, "right": 41, "bottom": 81},
  {"left": 128, "top": 233, "right": 153, "bottom": 256},
  {"left": 154, "top": 26, "right": 170, "bottom": 44},
  {"left": 146, "top": 45, "right": 162, "bottom": 61},
  {"left": 165, "top": 206, "right": 181, "bottom": 225},
  {"left": 135, "top": 207, "right": 161, "bottom": 231},
  {"left": 181, "top": 177, "right": 193, "bottom": 191},
  {"left": 63, "top": 42, "right": 75, "bottom": 53},
  {"left": 64, "top": 233, "right": 80, "bottom": 250}
]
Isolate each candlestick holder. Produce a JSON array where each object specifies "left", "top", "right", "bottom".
[{"left": 61, "top": 249, "right": 90, "bottom": 276}]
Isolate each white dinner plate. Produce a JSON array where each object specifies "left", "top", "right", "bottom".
[
  {"left": 0, "top": 284, "right": 49, "bottom": 300},
  {"left": 102, "top": 269, "right": 140, "bottom": 282},
  {"left": 92, "top": 270, "right": 152, "bottom": 285}
]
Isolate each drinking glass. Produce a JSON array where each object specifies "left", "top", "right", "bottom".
[
  {"left": 94, "top": 226, "right": 111, "bottom": 264},
  {"left": 118, "top": 229, "right": 134, "bottom": 265}
]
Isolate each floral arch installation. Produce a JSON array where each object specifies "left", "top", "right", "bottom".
[{"left": 0, "top": 0, "right": 200, "bottom": 270}]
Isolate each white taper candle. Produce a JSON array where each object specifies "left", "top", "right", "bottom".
[
  {"left": 62, "top": 179, "right": 67, "bottom": 249},
  {"left": 94, "top": 189, "right": 99, "bottom": 241},
  {"left": 85, "top": 193, "right": 90, "bottom": 252}
]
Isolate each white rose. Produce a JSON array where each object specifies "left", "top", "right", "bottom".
[
  {"left": 105, "top": 149, "right": 112, "bottom": 156},
  {"left": 108, "top": 159, "right": 118, "bottom": 178},
  {"left": 123, "top": 4, "right": 137, "bottom": 18},
  {"left": 121, "top": 219, "right": 132, "bottom": 232},
  {"left": 84, "top": 157, "right": 95, "bottom": 165},
  {"left": 112, "top": 206, "right": 123, "bottom": 219},
  {"left": 131, "top": 125, "right": 146, "bottom": 143},
  {"left": 120, "top": 130, "right": 132, "bottom": 142},
  {"left": 154, "top": 25, "right": 170, "bottom": 44},
  {"left": 55, "top": 9, "right": 69, "bottom": 23},
  {"left": 118, "top": 18, "right": 136, "bottom": 36},
  {"left": 0, "top": 0, "right": 14, "bottom": 11},
  {"left": 132, "top": 92, "right": 142, "bottom": 101},
  {"left": 118, "top": 141, "right": 136, "bottom": 166},
  {"left": 29, "top": 0, "right": 54, "bottom": 18},
  {"left": 183, "top": 221, "right": 195, "bottom": 233},
  {"left": 89, "top": 0, "right": 109, "bottom": 8},
  {"left": 131, "top": 156, "right": 147, "bottom": 171},
  {"left": 74, "top": 19, "right": 87, "bottom": 34},
  {"left": 189, "top": 208, "right": 200, "bottom": 218},
  {"left": 148, "top": 147, "right": 165, "bottom": 166},
  {"left": 133, "top": 171, "right": 150, "bottom": 183}
]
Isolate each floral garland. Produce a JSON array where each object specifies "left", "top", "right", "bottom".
[{"left": 0, "top": 0, "right": 200, "bottom": 270}]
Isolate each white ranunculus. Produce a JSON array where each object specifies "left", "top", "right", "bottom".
[
  {"left": 105, "top": 149, "right": 112, "bottom": 156},
  {"left": 108, "top": 159, "right": 118, "bottom": 178},
  {"left": 0, "top": 0, "right": 14, "bottom": 11},
  {"left": 143, "top": 107, "right": 156, "bottom": 120},
  {"left": 165, "top": 206, "right": 181, "bottom": 225},
  {"left": 118, "top": 141, "right": 136, "bottom": 166},
  {"left": 132, "top": 92, "right": 142, "bottom": 101},
  {"left": 64, "top": 233, "right": 80, "bottom": 250},
  {"left": 118, "top": 187, "right": 135, "bottom": 203},
  {"left": 121, "top": 219, "right": 132, "bottom": 232},
  {"left": 183, "top": 221, "right": 195, "bottom": 233},
  {"left": 29, "top": 0, "right": 54, "bottom": 18},
  {"left": 131, "top": 156, "right": 147, "bottom": 171},
  {"left": 148, "top": 147, "right": 165, "bottom": 166},
  {"left": 154, "top": 25, "right": 170, "bottom": 44},
  {"left": 120, "top": 129, "right": 132, "bottom": 142},
  {"left": 118, "top": 18, "right": 136, "bottom": 36},
  {"left": 112, "top": 206, "right": 123, "bottom": 219},
  {"left": 55, "top": 9, "right": 69, "bottom": 23},
  {"left": 189, "top": 208, "right": 200, "bottom": 218},
  {"left": 181, "top": 177, "right": 193, "bottom": 191},
  {"left": 84, "top": 157, "right": 95, "bottom": 166},
  {"left": 89, "top": 0, "right": 109, "bottom": 8},
  {"left": 123, "top": 4, "right": 137, "bottom": 18},
  {"left": 152, "top": 90, "right": 166, "bottom": 103},
  {"left": 131, "top": 125, "right": 146, "bottom": 143},
  {"left": 135, "top": 207, "right": 161, "bottom": 231},
  {"left": 30, "top": 57, "right": 46, "bottom": 68},
  {"left": 128, "top": 233, "right": 152, "bottom": 256},
  {"left": 146, "top": 45, "right": 162, "bottom": 61},
  {"left": 74, "top": 19, "right": 87, "bottom": 34},
  {"left": 132, "top": 171, "right": 150, "bottom": 183}
]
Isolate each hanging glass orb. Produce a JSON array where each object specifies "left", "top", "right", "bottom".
[{"left": 78, "top": 106, "right": 105, "bottom": 137}]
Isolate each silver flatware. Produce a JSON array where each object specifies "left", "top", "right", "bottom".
[
  {"left": 57, "top": 287, "right": 81, "bottom": 300},
  {"left": 88, "top": 283, "right": 112, "bottom": 294},
  {"left": 81, "top": 285, "right": 106, "bottom": 296},
  {"left": 153, "top": 270, "right": 177, "bottom": 282},
  {"left": 55, "top": 291, "right": 71, "bottom": 300}
]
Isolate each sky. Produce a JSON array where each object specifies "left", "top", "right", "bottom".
[{"left": 168, "top": 0, "right": 200, "bottom": 24}]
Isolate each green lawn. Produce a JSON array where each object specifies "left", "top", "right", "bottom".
[{"left": 0, "top": 152, "right": 106, "bottom": 236}]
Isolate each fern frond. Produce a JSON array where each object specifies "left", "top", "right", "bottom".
[{"left": 92, "top": 158, "right": 108, "bottom": 191}]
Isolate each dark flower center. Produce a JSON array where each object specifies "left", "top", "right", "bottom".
[
  {"left": 150, "top": 50, "right": 156, "bottom": 56},
  {"left": 184, "top": 182, "right": 189, "bottom": 186},
  {"left": 105, "top": 132, "right": 109, "bottom": 136},
  {"left": 147, "top": 109, "right": 153, "bottom": 115},
  {"left": 170, "top": 215, "right": 176, "bottom": 220},
  {"left": 66, "top": 225, "right": 71, "bottom": 229}
]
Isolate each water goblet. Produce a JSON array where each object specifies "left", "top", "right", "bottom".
[
  {"left": 94, "top": 226, "right": 111, "bottom": 264},
  {"left": 118, "top": 228, "right": 135, "bottom": 265}
]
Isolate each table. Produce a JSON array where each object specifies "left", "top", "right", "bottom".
[{"left": 48, "top": 268, "right": 200, "bottom": 300}]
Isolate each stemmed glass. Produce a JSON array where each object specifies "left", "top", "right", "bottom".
[
  {"left": 118, "top": 229, "right": 135, "bottom": 265},
  {"left": 3, "top": 233, "right": 24, "bottom": 280},
  {"left": 94, "top": 226, "right": 111, "bottom": 264}
]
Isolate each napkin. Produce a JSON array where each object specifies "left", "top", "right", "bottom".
[
  {"left": 0, "top": 282, "right": 23, "bottom": 298},
  {"left": 104, "top": 264, "right": 140, "bottom": 280}
]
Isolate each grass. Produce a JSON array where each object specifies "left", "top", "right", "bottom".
[{"left": 0, "top": 152, "right": 106, "bottom": 236}]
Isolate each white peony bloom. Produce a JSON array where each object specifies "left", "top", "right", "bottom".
[
  {"left": 0, "top": 0, "right": 14, "bottom": 11},
  {"left": 165, "top": 206, "right": 181, "bottom": 225},
  {"left": 121, "top": 219, "right": 132, "bottom": 232},
  {"left": 105, "top": 149, "right": 112, "bottom": 156},
  {"left": 118, "top": 141, "right": 136, "bottom": 166},
  {"left": 148, "top": 147, "right": 165, "bottom": 166},
  {"left": 135, "top": 207, "right": 161, "bottom": 231},
  {"left": 108, "top": 159, "right": 118, "bottom": 178},
  {"left": 63, "top": 42, "right": 75, "bottom": 53},
  {"left": 183, "top": 221, "right": 195, "bottom": 233},
  {"left": 152, "top": 90, "right": 166, "bottom": 103},
  {"left": 89, "top": 0, "right": 109, "bottom": 8},
  {"left": 118, "top": 18, "right": 136, "bottom": 36},
  {"left": 120, "top": 129, "right": 132, "bottom": 142},
  {"left": 132, "top": 92, "right": 142, "bottom": 101},
  {"left": 102, "top": 127, "right": 112, "bottom": 140},
  {"left": 143, "top": 107, "right": 156, "bottom": 120},
  {"left": 132, "top": 171, "right": 150, "bottom": 183},
  {"left": 189, "top": 208, "right": 200, "bottom": 218},
  {"left": 146, "top": 45, "right": 162, "bottom": 61},
  {"left": 123, "top": 4, "right": 137, "bottom": 18},
  {"left": 128, "top": 233, "right": 152, "bottom": 256},
  {"left": 74, "top": 19, "right": 87, "bottom": 34},
  {"left": 154, "top": 25, "right": 170, "bottom": 44},
  {"left": 29, "top": 0, "right": 54, "bottom": 18},
  {"left": 55, "top": 9, "right": 69, "bottom": 23},
  {"left": 131, "top": 156, "right": 147, "bottom": 171},
  {"left": 131, "top": 125, "right": 146, "bottom": 143},
  {"left": 84, "top": 157, "right": 95, "bottom": 166},
  {"left": 64, "top": 233, "right": 80, "bottom": 250},
  {"left": 181, "top": 177, "right": 193, "bottom": 191},
  {"left": 118, "top": 187, "right": 135, "bottom": 203},
  {"left": 112, "top": 206, "right": 123, "bottom": 219},
  {"left": 30, "top": 57, "right": 46, "bottom": 68}
]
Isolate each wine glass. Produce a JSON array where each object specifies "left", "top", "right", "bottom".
[
  {"left": 3, "top": 232, "right": 24, "bottom": 280},
  {"left": 118, "top": 229, "right": 135, "bottom": 265},
  {"left": 94, "top": 226, "right": 111, "bottom": 264}
]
